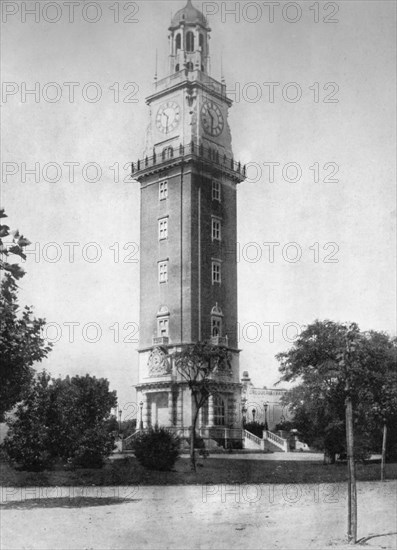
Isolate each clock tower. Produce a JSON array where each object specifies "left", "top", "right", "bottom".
[{"left": 132, "top": 0, "right": 246, "bottom": 443}]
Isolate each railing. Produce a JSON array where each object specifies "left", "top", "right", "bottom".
[
  {"left": 122, "top": 430, "right": 141, "bottom": 451},
  {"left": 122, "top": 426, "right": 242, "bottom": 449},
  {"left": 166, "top": 426, "right": 242, "bottom": 440},
  {"left": 152, "top": 336, "right": 169, "bottom": 346},
  {"left": 211, "top": 335, "right": 228, "bottom": 346},
  {"left": 244, "top": 429, "right": 262, "bottom": 446},
  {"left": 132, "top": 142, "right": 246, "bottom": 179},
  {"left": 154, "top": 69, "right": 226, "bottom": 97},
  {"left": 263, "top": 430, "right": 289, "bottom": 452}
]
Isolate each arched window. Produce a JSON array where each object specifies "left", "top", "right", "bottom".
[
  {"left": 162, "top": 147, "right": 173, "bottom": 161},
  {"left": 201, "top": 64, "right": 204, "bottom": 72},
  {"left": 212, "top": 320, "right": 220, "bottom": 337},
  {"left": 175, "top": 64, "right": 180, "bottom": 72},
  {"left": 186, "top": 62, "right": 194, "bottom": 72},
  {"left": 199, "top": 34, "right": 204, "bottom": 49},
  {"left": 211, "top": 304, "right": 223, "bottom": 338},
  {"left": 214, "top": 395, "right": 225, "bottom": 426},
  {"left": 176, "top": 33, "right": 181, "bottom": 51},
  {"left": 186, "top": 31, "right": 194, "bottom": 52}
]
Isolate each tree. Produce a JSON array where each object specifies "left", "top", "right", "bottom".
[
  {"left": 353, "top": 331, "right": 397, "bottom": 476},
  {"left": 0, "top": 209, "right": 52, "bottom": 420},
  {"left": 277, "top": 320, "right": 397, "bottom": 544},
  {"left": 4, "top": 373, "right": 117, "bottom": 470},
  {"left": 277, "top": 321, "right": 396, "bottom": 463},
  {"left": 173, "top": 342, "right": 232, "bottom": 471}
]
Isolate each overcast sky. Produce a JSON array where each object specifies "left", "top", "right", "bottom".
[{"left": 2, "top": 0, "right": 396, "bottom": 414}]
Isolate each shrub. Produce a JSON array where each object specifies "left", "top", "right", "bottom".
[
  {"left": 4, "top": 372, "right": 117, "bottom": 471},
  {"left": 67, "top": 427, "right": 116, "bottom": 469},
  {"left": 133, "top": 426, "right": 180, "bottom": 471}
]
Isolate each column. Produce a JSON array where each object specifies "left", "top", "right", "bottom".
[
  {"left": 176, "top": 389, "right": 183, "bottom": 427},
  {"left": 208, "top": 394, "right": 214, "bottom": 427},
  {"left": 142, "top": 393, "right": 149, "bottom": 428},
  {"left": 168, "top": 390, "right": 174, "bottom": 426}
]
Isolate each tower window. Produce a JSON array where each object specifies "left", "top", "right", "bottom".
[
  {"left": 211, "top": 304, "right": 223, "bottom": 337},
  {"left": 186, "top": 31, "right": 194, "bottom": 52},
  {"left": 212, "top": 180, "right": 221, "bottom": 202},
  {"left": 212, "top": 261, "right": 221, "bottom": 284},
  {"left": 211, "top": 217, "right": 221, "bottom": 241},
  {"left": 186, "top": 62, "right": 194, "bottom": 72},
  {"left": 199, "top": 34, "right": 204, "bottom": 49},
  {"left": 176, "top": 33, "right": 181, "bottom": 51},
  {"left": 212, "top": 318, "right": 221, "bottom": 337},
  {"left": 175, "top": 64, "right": 180, "bottom": 72},
  {"left": 158, "top": 218, "right": 168, "bottom": 240},
  {"left": 159, "top": 180, "right": 168, "bottom": 200},
  {"left": 158, "top": 261, "right": 168, "bottom": 283},
  {"left": 157, "top": 318, "right": 169, "bottom": 337},
  {"left": 214, "top": 395, "right": 225, "bottom": 426},
  {"left": 162, "top": 147, "right": 173, "bottom": 161}
]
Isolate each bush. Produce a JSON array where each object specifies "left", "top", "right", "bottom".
[
  {"left": 133, "top": 426, "right": 180, "bottom": 471},
  {"left": 4, "top": 372, "right": 117, "bottom": 471},
  {"left": 67, "top": 427, "right": 116, "bottom": 469}
]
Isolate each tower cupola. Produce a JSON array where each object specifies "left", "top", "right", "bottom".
[{"left": 168, "top": 0, "right": 211, "bottom": 75}]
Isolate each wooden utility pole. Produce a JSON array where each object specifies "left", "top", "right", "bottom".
[
  {"left": 345, "top": 378, "right": 357, "bottom": 544},
  {"left": 381, "top": 422, "right": 387, "bottom": 481}
]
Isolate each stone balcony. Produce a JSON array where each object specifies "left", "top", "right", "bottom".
[
  {"left": 152, "top": 336, "right": 170, "bottom": 346},
  {"left": 211, "top": 335, "right": 228, "bottom": 346},
  {"left": 131, "top": 142, "right": 246, "bottom": 184}
]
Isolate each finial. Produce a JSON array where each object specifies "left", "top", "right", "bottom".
[
  {"left": 221, "top": 51, "right": 225, "bottom": 85},
  {"left": 154, "top": 49, "right": 158, "bottom": 82}
]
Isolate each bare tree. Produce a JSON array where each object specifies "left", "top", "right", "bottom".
[{"left": 173, "top": 342, "right": 231, "bottom": 471}]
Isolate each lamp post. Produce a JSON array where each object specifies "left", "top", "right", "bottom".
[
  {"left": 263, "top": 402, "right": 269, "bottom": 431},
  {"left": 118, "top": 409, "right": 122, "bottom": 433},
  {"left": 241, "top": 399, "right": 247, "bottom": 427},
  {"left": 139, "top": 400, "right": 144, "bottom": 430}
]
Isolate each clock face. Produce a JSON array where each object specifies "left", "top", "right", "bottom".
[
  {"left": 201, "top": 100, "right": 224, "bottom": 137},
  {"left": 156, "top": 101, "right": 181, "bottom": 134}
]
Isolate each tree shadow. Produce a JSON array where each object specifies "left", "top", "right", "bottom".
[
  {"left": 357, "top": 532, "right": 397, "bottom": 545},
  {"left": 0, "top": 497, "right": 140, "bottom": 509}
]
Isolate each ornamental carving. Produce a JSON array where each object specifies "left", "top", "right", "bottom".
[{"left": 148, "top": 347, "right": 171, "bottom": 376}]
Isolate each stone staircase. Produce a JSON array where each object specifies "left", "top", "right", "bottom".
[{"left": 243, "top": 429, "right": 289, "bottom": 452}]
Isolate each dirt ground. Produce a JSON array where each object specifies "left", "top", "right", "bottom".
[{"left": 1, "top": 481, "right": 396, "bottom": 550}]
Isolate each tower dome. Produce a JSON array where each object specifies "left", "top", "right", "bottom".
[{"left": 170, "top": 0, "right": 209, "bottom": 29}]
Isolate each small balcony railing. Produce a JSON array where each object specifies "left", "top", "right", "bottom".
[
  {"left": 131, "top": 142, "right": 246, "bottom": 180},
  {"left": 152, "top": 336, "right": 169, "bottom": 346},
  {"left": 211, "top": 335, "right": 228, "bottom": 346}
]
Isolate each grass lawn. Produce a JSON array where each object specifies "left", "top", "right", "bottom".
[{"left": 1, "top": 456, "right": 396, "bottom": 487}]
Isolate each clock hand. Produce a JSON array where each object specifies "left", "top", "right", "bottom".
[
  {"left": 208, "top": 111, "right": 214, "bottom": 132},
  {"left": 163, "top": 112, "right": 169, "bottom": 131}
]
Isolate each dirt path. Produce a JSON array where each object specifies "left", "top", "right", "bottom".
[{"left": 1, "top": 481, "right": 396, "bottom": 549}]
